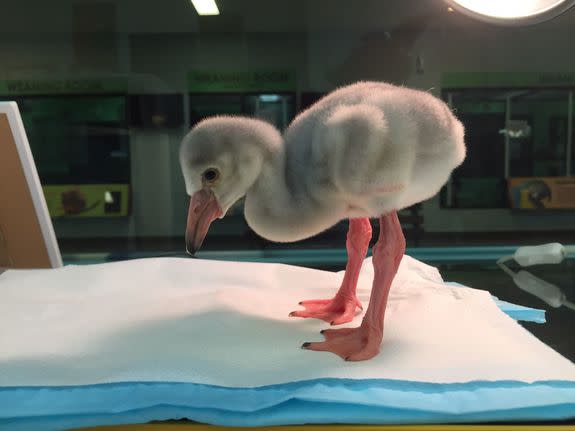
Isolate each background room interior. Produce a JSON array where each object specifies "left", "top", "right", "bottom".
[
  {"left": 0, "top": 0, "right": 573, "bottom": 353},
  {"left": 2, "top": 1, "right": 575, "bottom": 429},
  {"left": 2, "top": 0, "right": 574, "bottom": 251}
]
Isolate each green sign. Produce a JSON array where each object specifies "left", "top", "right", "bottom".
[
  {"left": 188, "top": 70, "right": 296, "bottom": 92},
  {"left": 442, "top": 72, "right": 575, "bottom": 88},
  {"left": 0, "top": 78, "right": 127, "bottom": 95},
  {"left": 458, "top": 101, "right": 506, "bottom": 114}
]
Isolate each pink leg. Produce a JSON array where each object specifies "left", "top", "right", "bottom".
[
  {"left": 302, "top": 212, "right": 405, "bottom": 361},
  {"left": 289, "top": 218, "right": 372, "bottom": 325}
]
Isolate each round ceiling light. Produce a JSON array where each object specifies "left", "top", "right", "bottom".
[{"left": 445, "top": 0, "right": 575, "bottom": 25}]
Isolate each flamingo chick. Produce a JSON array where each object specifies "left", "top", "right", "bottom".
[{"left": 179, "top": 82, "right": 465, "bottom": 361}]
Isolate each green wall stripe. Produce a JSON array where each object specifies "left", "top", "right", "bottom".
[
  {"left": 0, "top": 78, "right": 128, "bottom": 95},
  {"left": 188, "top": 70, "right": 297, "bottom": 92},
  {"left": 442, "top": 72, "right": 575, "bottom": 88}
]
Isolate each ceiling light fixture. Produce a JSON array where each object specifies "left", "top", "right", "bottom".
[
  {"left": 191, "top": 0, "right": 219, "bottom": 16},
  {"left": 445, "top": 0, "right": 575, "bottom": 24}
]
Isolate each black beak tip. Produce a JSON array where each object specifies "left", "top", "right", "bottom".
[{"left": 185, "top": 239, "right": 198, "bottom": 257}]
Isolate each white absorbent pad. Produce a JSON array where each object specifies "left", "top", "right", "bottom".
[{"left": 0, "top": 255, "right": 574, "bottom": 430}]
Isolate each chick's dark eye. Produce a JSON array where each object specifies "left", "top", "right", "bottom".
[{"left": 202, "top": 168, "right": 219, "bottom": 182}]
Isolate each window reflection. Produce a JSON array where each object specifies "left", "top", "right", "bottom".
[
  {"left": 443, "top": 85, "right": 575, "bottom": 209},
  {"left": 0, "top": 0, "right": 573, "bottom": 258}
]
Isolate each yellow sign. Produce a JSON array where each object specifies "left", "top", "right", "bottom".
[
  {"left": 508, "top": 177, "right": 575, "bottom": 209},
  {"left": 43, "top": 184, "right": 130, "bottom": 217}
]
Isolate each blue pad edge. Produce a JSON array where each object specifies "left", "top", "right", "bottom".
[
  {"left": 1, "top": 379, "right": 574, "bottom": 430},
  {"left": 445, "top": 281, "right": 546, "bottom": 323}
]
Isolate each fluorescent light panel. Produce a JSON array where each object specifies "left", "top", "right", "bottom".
[
  {"left": 191, "top": 0, "right": 219, "bottom": 16},
  {"left": 259, "top": 94, "right": 281, "bottom": 102},
  {"left": 451, "top": 0, "right": 565, "bottom": 19}
]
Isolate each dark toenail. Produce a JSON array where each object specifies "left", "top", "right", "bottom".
[
  {"left": 298, "top": 301, "right": 302, "bottom": 305},
  {"left": 301, "top": 342, "right": 311, "bottom": 349},
  {"left": 320, "top": 330, "right": 325, "bottom": 334},
  {"left": 289, "top": 312, "right": 294, "bottom": 317},
  {"left": 330, "top": 321, "right": 335, "bottom": 325},
  {"left": 345, "top": 356, "right": 350, "bottom": 361}
]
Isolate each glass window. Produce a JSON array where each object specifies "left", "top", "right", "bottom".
[
  {"left": 443, "top": 87, "right": 575, "bottom": 209},
  {"left": 14, "top": 96, "right": 129, "bottom": 185},
  {"left": 2, "top": 0, "right": 575, "bottom": 396}
]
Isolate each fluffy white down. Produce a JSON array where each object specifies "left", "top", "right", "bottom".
[{"left": 180, "top": 82, "right": 466, "bottom": 243}]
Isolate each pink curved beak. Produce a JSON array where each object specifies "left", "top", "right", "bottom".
[{"left": 185, "top": 188, "right": 223, "bottom": 255}]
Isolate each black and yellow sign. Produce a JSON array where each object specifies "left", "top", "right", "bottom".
[
  {"left": 509, "top": 177, "right": 575, "bottom": 209},
  {"left": 43, "top": 184, "right": 130, "bottom": 217}
]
